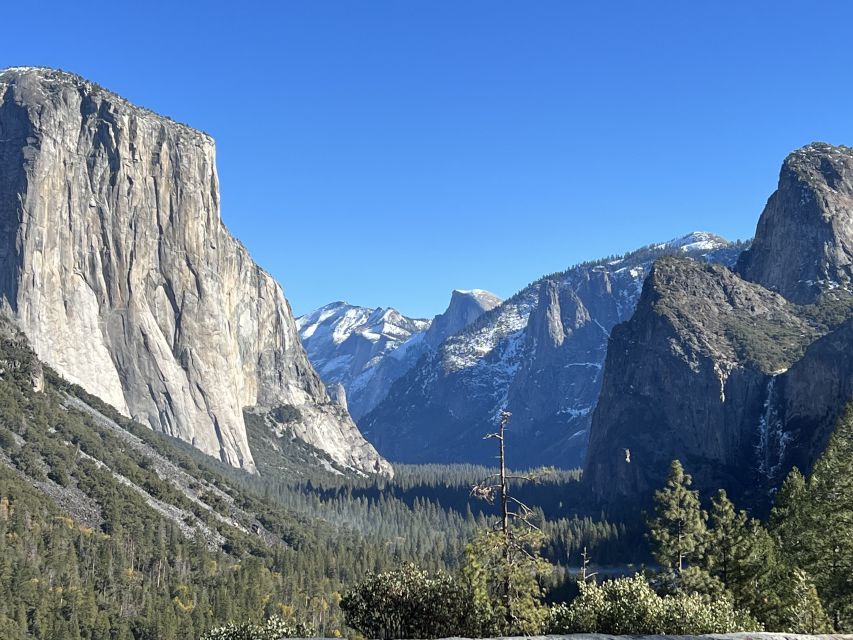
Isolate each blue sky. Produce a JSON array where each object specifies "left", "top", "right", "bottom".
[{"left": 3, "top": 2, "right": 853, "bottom": 318}]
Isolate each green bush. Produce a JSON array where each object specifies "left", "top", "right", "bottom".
[
  {"left": 341, "top": 563, "right": 474, "bottom": 639},
  {"left": 547, "top": 575, "right": 761, "bottom": 635},
  {"left": 201, "top": 616, "right": 312, "bottom": 640}
]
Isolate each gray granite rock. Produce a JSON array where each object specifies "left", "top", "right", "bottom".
[
  {"left": 362, "top": 234, "right": 740, "bottom": 467},
  {"left": 737, "top": 143, "right": 853, "bottom": 303},
  {"left": 584, "top": 257, "right": 818, "bottom": 506},
  {"left": 585, "top": 144, "right": 853, "bottom": 508},
  {"left": 0, "top": 67, "right": 390, "bottom": 476}
]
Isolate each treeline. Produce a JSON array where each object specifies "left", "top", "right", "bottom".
[
  {"left": 334, "top": 404, "right": 853, "bottom": 639},
  {"left": 0, "top": 324, "right": 629, "bottom": 638}
]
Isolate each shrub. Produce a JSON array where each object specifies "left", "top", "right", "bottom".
[
  {"left": 201, "top": 615, "right": 312, "bottom": 640},
  {"left": 341, "top": 563, "right": 474, "bottom": 639},
  {"left": 547, "top": 575, "right": 761, "bottom": 635},
  {"left": 270, "top": 405, "right": 301, "bottom": 424}
]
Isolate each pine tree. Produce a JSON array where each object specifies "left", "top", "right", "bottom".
[
  {"left": 772, "top": 405, "right": 853, "bottom": 630},
  {"left": 467, "top": 409, "right": 551, "bottom": 635},
  {"left": 703, "top": 489, "right": 778, "bottom": 617},
  {"left": 781, "top": 568, "right": 831, "bottom": 633},
  {"left": 646, "top": 460, "right": 707, "bottom": 572},
  {"left": 705, "top": 490, "right": 744, "bottom": 587}
]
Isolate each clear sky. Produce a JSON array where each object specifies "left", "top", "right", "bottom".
[{"left": 3, "top": 1, "right": 853, "bottom": 318}]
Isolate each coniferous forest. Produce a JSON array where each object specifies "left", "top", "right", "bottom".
[
  {"left": 0, "top": 324, "right": 632, "bottom": 638},
  {"left": 0, "top": 318, "right": 851, "bottom": 638}
]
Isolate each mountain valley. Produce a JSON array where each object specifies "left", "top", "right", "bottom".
[{"left": 0, "top": 64, "right": 852, "bottom": 639}]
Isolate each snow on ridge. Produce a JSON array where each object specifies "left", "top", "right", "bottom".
[
  {"left": 437, "top": 231, "right": 737, "bottom": 380},
  {"left": 455, "top": 288, "right": 498, "bottom": 298},
  {"left": 665, "top": 231, "right": 729, "bottom": 252}
]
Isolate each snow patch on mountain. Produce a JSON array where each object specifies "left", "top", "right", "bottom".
[
  {"left": 298, "top": 290, "right": 501, "bottom": 421},
  {"left": 362, "top": 231, "right": 744, "bottom": 467}
]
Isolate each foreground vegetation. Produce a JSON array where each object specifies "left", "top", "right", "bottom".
[
  {"left": 0, "top": 321, "right": 850, "bottom": 638},
  {"left": 0, "top": 324, "right": 627, "bottom": 638},
  {"left": 336, "top": 407, "right": 853, "bottom": 638}
]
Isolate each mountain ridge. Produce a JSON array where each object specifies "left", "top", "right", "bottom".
[
  {"left": 360, "top": 232, "right": 744, "bottom": 467},
  {"left": 297, "top": 289, "right": 501, "bottom": 420},
  {"left": 585, "top": 142, "right": 853, "bottom": 509}
]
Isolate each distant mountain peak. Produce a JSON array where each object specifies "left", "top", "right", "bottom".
[
  {"left": 665, "top": 231, "right": 730, "bottom": 252},
  {"left": 298, "top": 288, "right": 500, "bottom": 421},
  {"left": 453, "top": 288, "right": 498, "bottom": 297}
]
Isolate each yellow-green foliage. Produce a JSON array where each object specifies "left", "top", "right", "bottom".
[{"left": 547, "top": 574, "right": 760, "bottom": 634}]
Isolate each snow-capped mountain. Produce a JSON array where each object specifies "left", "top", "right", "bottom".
[
  {"left": 296, "top": 303, "right": 430, "bottom": 411},
  {"left": 298, "top": 290, "right": 502, "bottom": 420},
  {"left": 361, "top": 232, "right": 745, "bottom": 468}
]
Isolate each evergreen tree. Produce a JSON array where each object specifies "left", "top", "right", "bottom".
[
  {"left": 772, "top": 405, "right": 853, "bottom": 630},
  {"left": 646, "top": 460, "right": 707, "bottom": 572},
  {"left": 703, "top": 489, "right": 778, "bottom": 619},
  {"left": 780, "top": 568, "right": 831, "bottom": 633},
  {"left": 467, "top": 410, "right": 552, "bottom": 635},
  {"left": 462, "top": 527, "right": 550, "bottom": 636}
]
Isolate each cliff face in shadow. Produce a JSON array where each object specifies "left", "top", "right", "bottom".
[{"left": 585, "top": 144, "right": 853, "bottom": 508}]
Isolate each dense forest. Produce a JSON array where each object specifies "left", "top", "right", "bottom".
[
  {"left": 0, "top": 321, "right": 628, "bottom": 638},
  {"left": 0, "top": 320, "right": 850, "bottom": 638},
  {"left": 337, "top": 411, "right": 853, "bottom": 638}
]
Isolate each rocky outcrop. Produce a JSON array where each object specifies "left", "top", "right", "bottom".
[
  {"left": 584, "top": 257, "right": 824, "bottom": 506},
  {"left": 585, "top": 143, "right": 853, "bottom": 508},
  {"left": 327, "top": 382, "right": 349, "bottom": 411},
  {"left": 423, "top": 289, "right": 502, "bottom": 349},
  {"left": 298, "top": 289, "right": 500, "bottom": 421},
  {"left": 737, "top": 143, "right": 853, "bottom": 303},
  {"left": 362, "top": 234, "right": 741, "bottom": 467},
  {"left": 0, "top": 67, "right": 390, "bottom": 476}
]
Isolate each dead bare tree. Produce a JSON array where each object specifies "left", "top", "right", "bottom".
[{"left": 470, "top": 409, "right": 548, "bottom": 631}]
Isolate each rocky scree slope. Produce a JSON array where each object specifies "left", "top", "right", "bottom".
[
  {"left": 0, "top": 314, "right": 293, "bottom": 550},
  {"left": 298, "top": 289, "right": 501, "bottom": 420},
  {"left": 0, "top": 67, "right": 389, "bottom": 476},
  {"left": 362, "top": 233, "right": 742, "bottom": 467},
  {"left": 585, "top": 143, "right": 853, "bottom": 509}
]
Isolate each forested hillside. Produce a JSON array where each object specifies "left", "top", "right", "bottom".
[{"left": 0, "top": 319, "right": 627, "bottom": 638}]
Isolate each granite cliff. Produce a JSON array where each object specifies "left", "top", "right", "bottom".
[
  {"left": 361, "top": 233, "right": 741, "bottom": 467},
  {"left": 0, "top": 67, "right": 390, "bottom": 476},
  {"left": 585, "top": 143, "right": 853, "bottom": 508}
]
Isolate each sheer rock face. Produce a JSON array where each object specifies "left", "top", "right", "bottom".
[
  {"left": 423, "top": 289, "right": 502, "bottom": 350},
  {"left": 737, "top": 143, "right": 853, "bottom": 303},
  {"left": 0, "top": 67, "right": 390, "bottom": 476},
  {"left": 584, "top": 258, "right": 813, "bottom": 506},
  {"left": 362, "top": 234, "right": 739, "bottom": 467},
  {"left": 774, "top": 318, "right": 853, "bottom": 478},
  {"left": 586, "top": 144, "right": 853, "bottom": 508}
]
